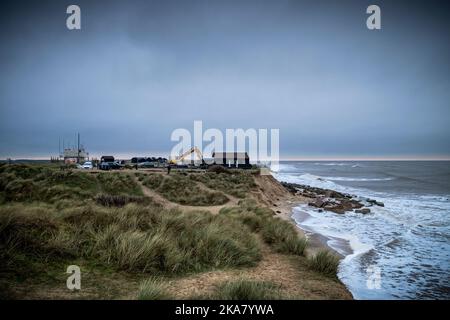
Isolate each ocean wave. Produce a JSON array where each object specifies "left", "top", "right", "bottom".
[
  {"left": 314, "top": 162, "right": 349, "bottom": 166},
  {"left": 292, "top": 205, "right": 374, "bottom": 260},
  {"left": 322, "top": 176, "right": 395, "bottom": 182},
  {"left": 273, "top": 165, "right": 450, "bottom": 299},
  {"left": 277, "top": 172, "right": 394, "bottom": 184},
  {"left": 274, "top": 163, "right": 299, "bottom": 173},
  {"left": 274, "top": 173, "right": 348, "bottom": 193},
  {"left": 415, "top": 195, "right": 450, "bottom": 202},
  {"left": 313, "top": 162, "right": 363, "bottom": 168}
]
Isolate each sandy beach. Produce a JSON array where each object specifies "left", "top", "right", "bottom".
[
  {"left": 262, "top": 174, "right": 353, "bottom": 259},
  {"left": 273, "top": 161, "right": 450, "bottom": 299}
]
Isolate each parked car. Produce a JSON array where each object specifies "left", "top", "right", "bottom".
[
  {"left": 112, "top": 161, "right": 124, "bottom": 169},
  {"left": 99, "top": 156, "right": 117, "bottom": 170},
  {"left": 137, "top": 161, "right": 156, "bottom": 168},
  {"left": 82, "top": 161, "right": 93, "bottom": 169},
  {"left": 99, "top": 162, "right": 119, "bottom": 170},
  {"left": 99, "top": 160, "right": 123, "bottom": 170},
  {"left": 99, "top": 162, "right": 110, "bottom": 170}
]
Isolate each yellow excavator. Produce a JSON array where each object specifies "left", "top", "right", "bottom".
[{"left": 169, "top": 146, "right": 205, "bottom": 166}]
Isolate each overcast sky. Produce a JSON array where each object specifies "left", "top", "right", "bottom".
[{"left": 0, "top": 0, "right": 449, "bottom": 159}]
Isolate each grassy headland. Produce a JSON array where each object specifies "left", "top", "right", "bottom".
[{"left": 0, "top": 163, "right": 351, "bottom": 299}]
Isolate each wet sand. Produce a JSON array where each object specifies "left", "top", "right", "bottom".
[{"left": 290, "top": 206, "right": 353, "bottom": 258}]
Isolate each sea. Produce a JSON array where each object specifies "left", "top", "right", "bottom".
[{"left": 272, "top": 161, "right": 450, "bottom": 300}]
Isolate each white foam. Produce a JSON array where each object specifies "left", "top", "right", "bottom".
[
  {"left": 322, "top": 176, "right": 395, "bottom": 182},
  {"left": 314, "top": 162, "right": 349, "bottom": 166},
  {"left": 275, "top": 170, "right": 450, "bottom": 299},
  {"left": 293, "top": 205, "right": 373, "bottom": 261},
  {"left": 272, "top": 163, "right": 298, "bottom": 173}
]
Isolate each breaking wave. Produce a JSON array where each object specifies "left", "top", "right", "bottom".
[
  {"left": 322, "top": 176, "right": 395, "bottom": 182},
  {"left": 273, "top": 163, "right": 450, "bottom": 299}
]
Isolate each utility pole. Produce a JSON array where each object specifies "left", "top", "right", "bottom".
[{"left": 77, "top": 133, "right": 80, "bottom": 164}]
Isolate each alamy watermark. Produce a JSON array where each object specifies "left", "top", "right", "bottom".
[
  {"left": 366, "top": 5, "right": 381, "bottom": 30},
  {"left": 66, "top": 5, "right": 81, "bottom": 30},
  {"left": 366, "top": 265, "right": 382, "bottom": 290},
  {"left": 66, "top": 4, "right": 381, "bottom": 31},
  {"left": 170, "top": 121, "right": 279, "bottom": 174},
  {"left": 66, "top": 265, "right": 81, "bottom": 290}
]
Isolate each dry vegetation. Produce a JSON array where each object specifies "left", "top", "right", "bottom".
[
  {"left": 192, "top": 278, "right": 283, "bottom": 300},
  {"left": 307, "top": 250, "right": 341, "bottom": 278},
  {"left": 141, "top": 172, "right": 229, "bottom": 206},
  {"left": 220, "top": 199, "right": 308, "bottom": 256},
  {"left": 0, "top": 163, "right": 350, "bottom": 300}
]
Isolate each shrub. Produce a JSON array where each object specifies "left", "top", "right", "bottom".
[
  {"left": 135, "top": 172, "right": 145, "bottom": 182},
  {"left": 275, "top": 234, "right": 308, "bottom": 256},
  {"left": 220, "top": 202, "right": 307, "bottom": 256},
  {"left": 142, "top": 174, "right": 164, "bottom": 189},
  {"left": 94, "top": 194, "right": 151, "bottom": 207},
  {"left": 3, "top": 179, "right": 37, "bottom": 201},
  {"left": 0, "top": 204, "right": 261, "bottom": 276},
  {"left": 96, "top": 173, "right": 143, "bottom": 196},
  {"left": 207, "top": 165, "right": 230, "bottom": 174},
  {"left": 0, "top": 205, "right": 60, "bottom": 254},
  {"left": 93, "top": 209, "right": 261, "bottom": 273},
  {"left": 190, "top": 171, "right": 257, "bottom": 198},
  {"left": 0, "top": 204, "right": 75, "bottom": 279},
  {"left": 260, "top": 219, "right": 307, "bottom": 256},
  {"left": 212, "top": 279, "right": 282, "bottom": 300},
  {"left": 308, "top": 250, "right": 340, "bottom": 278},
  {"left": 0, "top": 167, "right": 143, "bottom": 203},
  {"left": 0, "top": 164, "right": 44, "bottom": 180},
  {"left": 138, "top": 277, "right": 171, "bottom": 300},
  {"left": 148, "top": 174, "right": 229, "bottom": 206}
]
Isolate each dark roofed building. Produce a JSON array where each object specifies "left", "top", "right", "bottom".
[
  {"left": 100, "top": 156, "right": 114, "bottom": 163},
  {"left": 212, "top": 152, "right": 250, "bottom": 168}
]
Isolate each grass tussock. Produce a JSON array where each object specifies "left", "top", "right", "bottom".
[
  {"left": 135, "top": 172, "right": 145, "bottom": 182},
  {"left": 207, "top": 165, "right": 230, "bottom": 174},
  {"left": 142, "top": 173, "right": 228, "bottom": 206},
  {"left": 190, "top": 171, "right": 257, "bottom": 198},
  {"left": 0, "top": 203, "right": 261, "bottom": 279},
  {"left": 138, "top": 277, "right": 171, "bottom": 300},
  {"left": 141, "top": 173, "right": 163, "bottom": 189},
  {"left": 94, "top": 194, "right": 154, "bottom": 207},
  {"left": 0, "top": 164, "right": 142, "bottom": 204},
  {"left": 209, "top": 279, "right": 282, "bottom": 300},
  {"left": 0, "top": 164, "right": 342, "bottom": 300},
  {"left": 96, "top": 173, "right": 143, "bottom": 196},
  {"left": 220, "top": 199, "right": 307, "bottom": 256},
  {"left": 308, "top": 250, "right": 340, "bottom": 278}
]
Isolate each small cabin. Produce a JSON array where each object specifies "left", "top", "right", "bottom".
[
  {"left": 100, "top": 156, "right": 115, "bottom": 163},
  {"left": 212, "top": 152, "right": 250, "bottom": 168}
]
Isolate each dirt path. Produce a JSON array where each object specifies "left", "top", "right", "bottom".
[
  {"left": 132, "top": 172, "right": 351, "bottom": 299},
  {"left": 131, "top": 173, "right": 351, "bottom": 299},
  {"left": 134, "top": 172, "right": 324, "bottom": 254},
  {"left": 165, "top": 241, "right": 351, "bottom": 300}
]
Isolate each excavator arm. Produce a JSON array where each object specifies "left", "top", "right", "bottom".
[{"left": 170, "top": 146, "right": 204, "bottom": 164}]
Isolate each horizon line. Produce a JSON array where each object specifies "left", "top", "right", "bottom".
[{"left": 2, "top": 155, "right": 450, "bottom": 162}]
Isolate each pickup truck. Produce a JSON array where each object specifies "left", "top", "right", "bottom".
[{"left": 99, "top": 156, "right": 123, "bottom": 170}]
